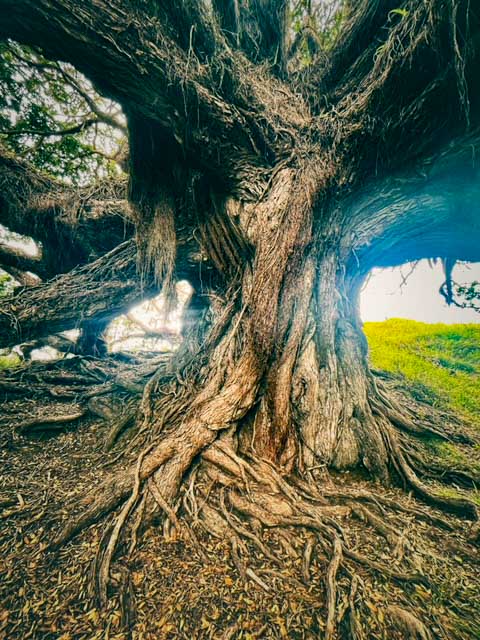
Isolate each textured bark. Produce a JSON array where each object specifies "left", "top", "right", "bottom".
[
  {"left": 0, "top": 0, "right": 478, "bottom": 475},
  {"left": 0, "top": 145, "right": 133, "bottom": 278},
  {"left": 0, "top": 228, "right": 201, "bottom": 349},
  {"left": 76, "top": 318, "right": 109, "bottom": 357},
  {"left": 0, "top": 241, "right": 44, "bottom": 278},
  {"left": 0, "top": 242, "right": 140, "bottom": 347}
]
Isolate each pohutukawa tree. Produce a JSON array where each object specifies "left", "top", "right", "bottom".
[{"left": 1, "top": 0, "right": 480, "bottom": 634}]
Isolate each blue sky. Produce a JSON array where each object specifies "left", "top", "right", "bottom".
[{"left": 361, "top": 260, "right": 480, "bottom": 323}]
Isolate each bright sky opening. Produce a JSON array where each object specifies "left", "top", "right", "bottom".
[{"left": 361, "top": 260, "right": 480, "bottom": 324}]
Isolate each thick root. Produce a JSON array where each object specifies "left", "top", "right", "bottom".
[{"left": 325, "top": 535, "right": 342, "bottom": 640}]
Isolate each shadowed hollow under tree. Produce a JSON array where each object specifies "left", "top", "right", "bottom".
[{"left": 1, "top": 1, "right": 480, "bottom": 638}]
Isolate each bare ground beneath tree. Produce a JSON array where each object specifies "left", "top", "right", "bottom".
[{"left": 1, "top": 388, "right": 479, "bottom": 640}]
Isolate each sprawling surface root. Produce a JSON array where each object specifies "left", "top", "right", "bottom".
[
  {"left": 71, "top": 436, "right": 477, "bottom": 637},
  {"left": 2, "top": 320, "right": 479, "bottom": 638},
  {"left": 2, "top": 386, "right": 480, "bottom": 638},
  {"left": 42, "top": 400, "right": 477, "bottom": 636}
]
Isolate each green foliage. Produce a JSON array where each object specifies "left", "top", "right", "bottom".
[
  {"left": 290, "top": 0, "right": 348, "bottom": 65},
  {"left": 0, "top": 352, "right": 21, "bottom": 369},
  {"left": 366, "top": 319, "right": 480, "bottom": 509},
  {"left": 0, "top": 272, "right": 14, "bottom": 297},
  {"left": 0, "top": 271, "right": 21, "bottom": 367},
  {"left": 453, "top": 280, "right": 480, "bottom": 312},
  {"left": 364, "top": 318, "right": 480, "bottom": 428},
  {"left": 0, "top": 40, "right": 124, "bottom": 186}
]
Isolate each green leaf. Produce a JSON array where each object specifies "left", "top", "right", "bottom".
[{"left": 389, "top": 8, "right": 409, "bottom": 19}]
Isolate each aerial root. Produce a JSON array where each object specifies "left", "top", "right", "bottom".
[
  {"left": 230, "top": 535, "right": 247, "bottom": 579},
  {"left": 371, "top": 384, "right": 480, "bottom": 517},
  {"left": 203, "top": 455, "right": 430, "bottom": 590},
  {"left": 372, "top": 400, "right": 452, "bottom": 442},
  {"left": 51, "top": 477, "right": 132, "bottom": 549},
  {"left": 321, "top": 487, "right": 456, "bottom": 531},
  {"left": 220, "top": 489, "right": 279, "bottom": 563},
  {"left": 277, "top": 530, "right": 298, "bottom": 559},
  {"left": 343, "top": 547, "right": 427, "bottom": 586},
  {"left": 128, "top": 493, "right": 146, "bottom": 556},
  {"left": 228, "top": 534, "right": 269, "bottom": 592},
  {"left": 51, "top": 433, "right": 180, "bottom": 548}
]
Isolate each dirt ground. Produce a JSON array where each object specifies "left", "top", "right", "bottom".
[{"left": 1, "top": 400, "right": 479, "bottom": 640}]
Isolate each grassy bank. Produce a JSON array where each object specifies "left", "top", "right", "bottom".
[
  {"left": 365, "top": 318, "right": 480, "bottom": 428},
  {"left": 365, "top": 318, "right": 480, "bottom": 503}
]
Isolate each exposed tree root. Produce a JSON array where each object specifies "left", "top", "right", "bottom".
[
  {"left": 96, "top": 444, "right": 152, "bottom": 604},
  {"left": 2, "top": 334, "right": 479, "bottom": 638},
  {"left": 350, "top": 504, "right": 399, "bottom": 546},
  {"left": 384, "top": 424, "right": 479, "bottom": 520},
  {"left": 54, "top": 426, "right": 465, "bottom": 605},
  {"left": 325, "top": 535, "right": 342, "bottom": 640},
  {"left": 302, "top": 534, "right": 315, "bottom": 583},
  {"left": 387, "top": 605, "right": 433, "bottom": 640},
  {"left": 103, "top": 408, "right": 137, "bottom": 451},
  {"left": 15, "top": 409, "right": 85, "bottom": 434},
  {"left": 2, "top": 386, "right": 478, "bottom": 639}
]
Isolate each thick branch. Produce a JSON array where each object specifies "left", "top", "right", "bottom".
[
  {"left": 0, "top": 241, "right": 141, "bottom": 347},
  {"left": 0, "top": 265, "right": 39, "bottom": 287},
  {"left": 212, "top": 0, "right": 288, "bottom": 73},
  {"left": 347, "top": 134, "right": 480, "bottom": 271},
  {"left": 0, "top": 0, "right": 305, "bottom": 188},
  {"left": 303, "top": 0, "right": 480, "bottom": 180},
  {"left": 0, "top": 144, "right": 133, "bottom": 278},
  {"left": 0, "top": 117, "right": 99, "bottom": 138},
  {"left": 0, "top": 234, "right": 201, "bottom": 348},
  {"left": 0, "top": 242, "right": 45, "bottom": 278}
]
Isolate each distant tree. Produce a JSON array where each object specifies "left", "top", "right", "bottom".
[
  {"left": 0, "top": 40, "right": 126, "bottom": 184},
  {"left": 453, "top": 281, "right": 480, "bottom": 312}
]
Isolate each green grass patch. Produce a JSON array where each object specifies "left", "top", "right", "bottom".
[
  {"left": 366, "top": 320, "right": 480, "bottom": 509},
  {"left": 364, "top": 318, "right": 480, "bottom": 428},
  {"left": 0, "top": 352, "right": 21, "bottom": 369}
]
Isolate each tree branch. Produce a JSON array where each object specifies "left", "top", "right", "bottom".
[
  {"left": 0, "top": 228, "right": 202, "bottom": 349},
  {"left": 5, "top": 41, "right": 127, "bottom": 134},
  {"left": 0, "top": 0, "right": 304, "bottom": 188},
  {"left": 0, "top": 144, "right": 133, "bottom": 278},
  {"left": 213, "top": 0, "right": 289, "bottom": 73},
  {"left": 0, "top": 117, "right": 99, "bottom": 138},
  {"left": 0, "top": 265, "right": 39, "bottom": 287},
  {"left": 0, "top": 241, "right": 145, "bottom": 347},
  {"left": 347, "top": 133, "right": 480, "bottom": 272},
  {"left": 0, "top": 241, "right": 45, "bottom": 278}
]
